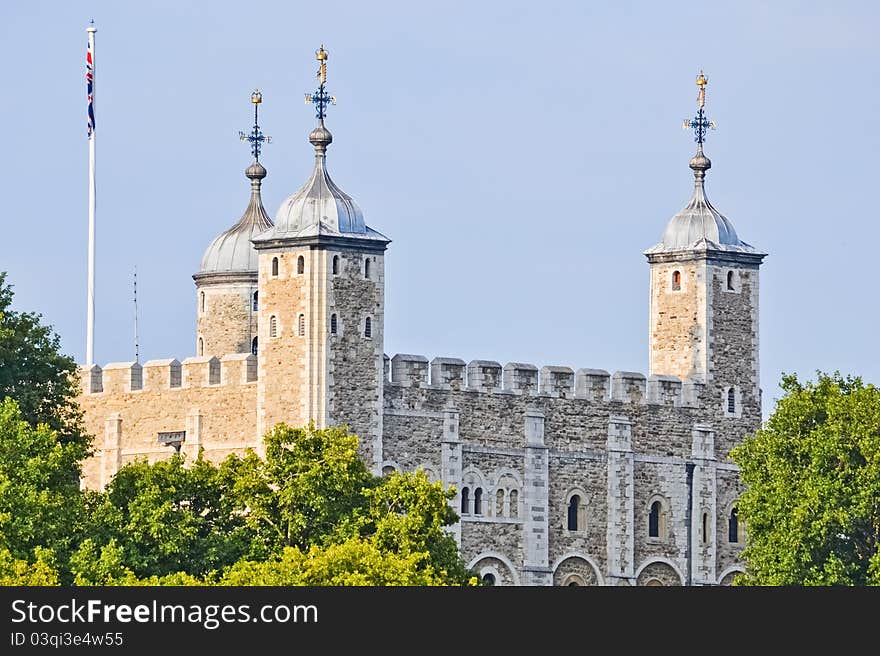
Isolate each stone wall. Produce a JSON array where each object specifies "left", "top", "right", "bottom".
[
  {"left": 195, "top": 281, "right": 258, "bottom": 356},
  {"left": 256, "top": 249, "right": 309, "bottom": 438},
  {"left": 649, "top": 261, "right": 706, "bottom": 380},
  {"left": 327, "top": 250, "right": 385, "bottom": 470},
  {"left": 706, "top": 263, "right": 762, "bottom": 459},
  {"left": 381, "top": 354, "right": 758, "bottom": 586},
  {"left": 77, "top": 354, "right": 258, "bottom": 490}
]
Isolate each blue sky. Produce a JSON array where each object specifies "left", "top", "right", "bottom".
[{"left": 2, "top": 1, "right": 878, "bottom": 417}]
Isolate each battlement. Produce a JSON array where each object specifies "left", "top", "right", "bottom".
[
  {"left": 384, "top": 353, "right": 707, "bottom": 407},
  {"left": 79, "top": 353, "right": 257, "bottom": 395}
]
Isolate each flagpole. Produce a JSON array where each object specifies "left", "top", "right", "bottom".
[{"left": 86, "top": 22, "right": 97, "bottom": 365}]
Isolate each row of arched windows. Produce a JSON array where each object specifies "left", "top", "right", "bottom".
[
  {"left": 669, "top": 269, "right": 740, "bottom": 292},
  {"left": 461, "top": 486, "right": 521, "bottom": 518},
  {"left": 564, "top": 495, "right": 741, "bottom": 543},
  {"left": 266, "top": 313, "right": 372, "bottom": 339},
  {"left": 269, "top": 255, "right": 375, "bottom": 279}
]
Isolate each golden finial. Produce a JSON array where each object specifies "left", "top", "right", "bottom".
[
  {"left": 316, "top": 44, "right": 328, "bottom": 85},
  {"left": 696, "top": 70, "right": 708, "bottom": 109},
  {"left": 251, "top": 88, "right": 262, "bottom": 104}
]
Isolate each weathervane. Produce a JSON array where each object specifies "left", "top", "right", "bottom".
[
  {"left": 683, "top": 70, "right": 716, "bottom": 145},
  {"left": 239, "top": 89, "right": 271, "bottom": 160},
  {"left": 304, "top": 45, "right": 337, "bottom": 120}
]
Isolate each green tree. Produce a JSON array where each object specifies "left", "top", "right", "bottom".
[
  {"left": 221, "top": 541, "right": 463, "bottom": 586},
  {"left": 0, "top": 547, "right": 60, "bottom": 585},
  {"left": 87, "top": 452, "right": 260, "bottom": 579},
  {"left": 231, "top": 423, "right": 375, "bottom": 551},
  {"left": 0, "top": 272, "right": 88, "bottom": 448},
  {"left": 730, "top": 372, "right": 880, "bottom": 585},
  {"left": 0, "top": 399, "right": 87, "bottom": 579}
]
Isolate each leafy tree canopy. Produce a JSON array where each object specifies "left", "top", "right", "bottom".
[
  {"left": 0, "top": 272, "right": 88, "bottom": 449},
  {"left": 71, "top": 424, "right": 474, "bottom": 586},
  {"left": 731, "top": 372, "right": 880, "bottom": 585},
  {"left": 0, "top": 399, "right": 87, "bottom": 576}
]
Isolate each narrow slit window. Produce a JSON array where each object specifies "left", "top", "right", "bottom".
[
  {"left": 672, "top": 270, "right": 681, "bottom": 291},
  {"left": 269, "top": 315, "right": 277, "bottom": 338},
  {"left": 365, "top": 258, "right": 371, "bottom": 279},
  {"left": 496, "top": 489, "right": 505, "bottom": 517},
  {"left": 729, "top": 507, "right": 739, "bottom": 543},
  {"left": 474, "top": 487, "right": 483, "bottom": 515},
  {"left": 198, "top": 337, "right": 204, "bottom": 356},
  {"left": 364, "top": 316, "right": 372, "bottom": 338},
  {"left": 200, "top": 291, "right": 205, "bottom": 313},
  {"left": 728, "top": 387, "right": 736, "bottom": 414},
  {"left": 251, "top": 336, "right": 258, "bottom": 356},
  {"left": 297, "top": 255, "right": 305, "bottom": 275},
  {"left": 567, "top": 495, "right": 580, "bottom": 531},
  {"left": 252, "top": 291, "right": 258, "bottom": 311},
  {"left": 330, "top": 313, "right": 338, "bottom": 335},
  {"left": 271, "top": 257, "right": 279, "bottom": 277},
  {"left": 649, "top": 501, "right": 662, "bottom": 538},
  {"left": 298, "top": 313, "right": 305, "bottom": 337},
  {"left": 702, "top": 512, "right": 708, "bottom": 544},
  {"left": 727, "top": 270, "right": 735, "bottom": 290},
  {"left": 461, "top": 487, "right": 470, "bottom": 515},
  {"left": 332, "top": 255, "right": 339, "bottom": 275},
  {"left": 509, "top": 490, "right": 518, "bottom": 518}
]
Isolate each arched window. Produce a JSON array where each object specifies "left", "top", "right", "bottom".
[
  {"left": 649, "top": 500, "right": 662, "bottom": 538},
  {"left": 198, "top": 337, "right": 204, "bottom": 356},
  {"left": 729, "top": 507, "right": 739, "bottom": 543},
  {"left": 496, "top": 489, "right": 505, "bottom": 517},
  {"left": 567, "top": 495, "right": 581, "bottom": 531},
  {"left": 482, "top": 573, "right": 496, "bottom": 586},
  {"left": 252, "top": 291, "right": 258, "bottom": 311},
  {"left": 727, "top": 270, "right": 735, "bottom": 290},
  {"left": 269, "top": 315, "right": 277, "bottom": 338},
  {"left": 702, "top": 511, "right": 709, "bottom": 544},
  {"left": 509, "top": 490, "right": 518, "bottom": 518},
  {"left": 364, "top": 316, "right": 372, "bottom": 338},
  {"left": 298, "top": 313, "right": 305, "bottom": 337},
  {"left": 251, "top": 336, "right": 258, "bottom": 356},
  {"left": 200, "top": 291, "right": 205, "bottom": 313},
  {"left": 474, "top": 487, "right": 483, "bottom": 515},
  {"left": 460, "top": 487, "right": 470, "bottom": 515},
  {"left": 271, "top": 257, "right": 279, "bottom": 277},
  {"left": 727, "top": 387, "right": 736, "bottom": 414},
  {"left": 364, "top": 258, "right": 371, "bottom": 279},
  {"left": 330, "top": 313, "right": 338, "bottom": 335},
  {"left": 297, "top": 255, "right": 305, "bottom": 275},
  {"left": 332, "top": 255, "right": 339, "bottom": 275},
  {"left": 672, "top": 270, "right": 681, "bottom": 291}
]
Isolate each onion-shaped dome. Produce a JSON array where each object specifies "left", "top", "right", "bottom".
[
  {"left": 199, "top": 162, "right": 274, "bottom": 273},
  {"left": 254, "top": 121, "right": 388, "bottom": 244},
  {"left": 645, "top": 148, "right": 759, "bottom": 255}
]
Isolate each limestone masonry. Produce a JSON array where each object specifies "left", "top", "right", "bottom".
[{"left": 76, "top": 68, "right": 766, "bottom": 586}]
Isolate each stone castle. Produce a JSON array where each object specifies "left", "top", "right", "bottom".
[{"left": 76, "top": 59, "right": 766, "bottom": 586}]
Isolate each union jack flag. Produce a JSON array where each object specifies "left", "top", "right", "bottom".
[{"left": 86, "top": 41, "right": 94, "bottom": 136}]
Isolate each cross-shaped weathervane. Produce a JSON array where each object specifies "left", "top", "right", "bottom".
[
  {"left": 304, "top": 45, "right": 337, "bottom": 120},
  {"left": 239, "top": 89, "right": 271, "bottom": 160},
  {"left": 683, "top": 71, "right": 717, "bottom": 145}
]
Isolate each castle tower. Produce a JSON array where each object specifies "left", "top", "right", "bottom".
[
  {"left": 252, "top": 47, "right": 390, "bottom": 468},
  {"left": 644, "top": 72, "right": 767, "bottom": 424},
  {"left": 193, "top": 91, "right": 273, "bottom": 357}
]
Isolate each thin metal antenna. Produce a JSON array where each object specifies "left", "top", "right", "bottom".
[{"left": 133, "top": 265, "right": 140, "bottom": 363}]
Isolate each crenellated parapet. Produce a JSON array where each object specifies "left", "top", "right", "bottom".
[
  {"left": 78, "top": 353, "right": 257, "bottom": 395},
  {"left": 383, "top": 353, "right": 711, "bottom": 408}
]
